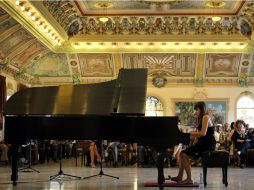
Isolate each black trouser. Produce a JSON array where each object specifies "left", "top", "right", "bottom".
[{"left": 239, "top": 141, "right": 251, "bottom": 165}]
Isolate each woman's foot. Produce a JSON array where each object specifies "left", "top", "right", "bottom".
[
  {"left": 178, "top": 179, "right": 193, "bottom": 184},
  {"left": 168, "top": 175, "right": 181, "bottom": 182},
  {"left": 90, "top": 164, "right": 95, "bottom": 168}
]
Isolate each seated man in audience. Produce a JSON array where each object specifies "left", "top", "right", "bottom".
[
  {"left": 247, "top": 128, "right": 254, "bottom": 149},
  {"left": 231, "top": 120, "right": 250, "bottom": 168},
  {"left": 214, "top": 125, "right": 222, "bottom": 150},
  {"left": 107, "top": 141, "right": 120, "bottom": 167}
]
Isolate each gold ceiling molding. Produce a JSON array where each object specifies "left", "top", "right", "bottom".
[{"left": 0, "top": 0, "right": 66, "bottom": 51}]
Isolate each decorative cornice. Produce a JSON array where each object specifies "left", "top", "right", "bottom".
[
  {"left": 79, "top": 16, "right": 242, "bottom": 36},
  {"left": 0, "top": 0, "right": 63, "bottom": 52}
]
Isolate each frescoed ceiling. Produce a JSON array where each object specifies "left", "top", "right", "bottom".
[
  {"left": 0, "top": 1, "right": 254, "bottom": 87},
  {"left": 75, "top": 0, "right": 243, "bottom": 15}
]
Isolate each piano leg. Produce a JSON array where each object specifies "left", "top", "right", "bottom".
[
  {"left": 11, "top": 144, "right": 19, "bottom": 186},
  {"left": 157, "top": 152, "right": 165, "bottom": 190}
]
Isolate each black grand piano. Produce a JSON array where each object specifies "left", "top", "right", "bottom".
[{"left": 3, "top": 68, "right": 189, "bottom": 189}]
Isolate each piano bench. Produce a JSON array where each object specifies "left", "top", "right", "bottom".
[{"left": 202, "top": 151, "right": 230, "bottom": 187}]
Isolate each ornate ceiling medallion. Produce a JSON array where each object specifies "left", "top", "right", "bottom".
[
  {"left": 206, "top": 1, "right": 226, "bottom": 8},
  {"left": 152, "top": 73, "right": 167, "bottom": 88},
  {"left": 94, "top": 2, "right": 113, "bottom": 9}
]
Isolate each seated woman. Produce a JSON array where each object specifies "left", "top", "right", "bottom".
[
  {"left": 90, "top": 141, "right": 101, "bottom": 168},
  {"left": 231, "top": 120, "right": 250, "bottom": 168},
  {"left": 219, "top": 122, "right": 232, "bottom": 151},
  {"left": 169, "top": 101, "right": 215, "bottom": 184}
]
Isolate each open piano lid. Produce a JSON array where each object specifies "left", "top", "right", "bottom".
[{"left": 4, "top": 69, "right": 148, "bottom": 116}]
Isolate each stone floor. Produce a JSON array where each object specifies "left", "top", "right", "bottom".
[{"left": 0, "top": 159, "right": 253, "bottom": 190}]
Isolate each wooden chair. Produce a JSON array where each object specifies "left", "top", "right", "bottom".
[{"left": 75, "top": 141, "right": 90, "bottom": 167}]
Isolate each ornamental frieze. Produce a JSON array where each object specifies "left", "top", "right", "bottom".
[{"left": 80, "top": 16, "right": 241, "bottom": 36}]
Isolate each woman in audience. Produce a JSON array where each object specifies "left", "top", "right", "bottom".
[
  {"left": 90, "top": 141, "right": 101, "bottom": 168},
  {"left": 219, "top": 122, "right": 232, "bottom": 151},
  {"left": 169, "top": 101, "right": 216, "bottom": 184}
]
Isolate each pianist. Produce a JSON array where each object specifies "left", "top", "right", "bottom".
[{"left": 169, "top": 101, "right": 216, "bottom": 184}]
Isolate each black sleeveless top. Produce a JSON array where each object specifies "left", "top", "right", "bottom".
[{"left": 182, "top": 115, "right": 216, "bottom": 157}]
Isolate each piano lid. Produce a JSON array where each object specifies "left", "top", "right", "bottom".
[{"left": 4, "top": 69, "right": 147, "bottom": 116}]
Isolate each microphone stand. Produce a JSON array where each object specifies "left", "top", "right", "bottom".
[
  {"left": 50, "top": 141, "right": 81, "bottom": 180},
  {"left": 19, "top": 140, "right": 40, "bottom": 173},
  {"left": 83, "top": 140, "right": 119, "bottom": 180}
]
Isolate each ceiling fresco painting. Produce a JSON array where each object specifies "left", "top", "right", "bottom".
[
  {"left": 0, "top": 29, "right": 34, "bottom": 58},
  {"left": 143, "top": 54, "right": 178, "bottom": 76},
  {"left": 122, "top": 53, "right": 196, "bottom": 76},
  {"left": 0, "top": 17, "right": 18, "bottom": 35},
  {"left": 11, "top": 42, "right": 47, "bottom": 68},
  {"left": 205, "top": 54, "right": 241, "bottom": 77},
  {"left": 78, "top": 54, "right": 114, "bottom": 77},
  {"left": 25, "top": 52, "right": 70, "bottom": 77},
  {"left": 75, "top": 0, "right": 242, "bottom": 15}
]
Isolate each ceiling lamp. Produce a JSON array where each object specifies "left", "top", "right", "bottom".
[
  {"left": 99, "top": 17, "right": 109, "bottom": 23},
  {"left": 212, "top": 16, "right": 221, "bottom": 22}
]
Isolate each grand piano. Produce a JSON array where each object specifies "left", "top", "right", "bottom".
[{"left": 3, "top": 68, "right": 189, "bottom": 189}]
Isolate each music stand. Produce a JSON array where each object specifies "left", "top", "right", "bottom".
[
  {"left": 83, "top": 141, "right": 119, "bottom": 180},
  {"left": 50, "top": 142, "right": 81, "bottom": 180},
  {"left": 19, "top": 140, "right": 40, "bottom": 173}
]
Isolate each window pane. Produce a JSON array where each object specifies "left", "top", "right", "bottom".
[
  {"left": 237, "top": 109, "right": 254, "bottom": 128},
  {"left": 145, "top": 96, "right": 163, "bottom": 116},
  {"left": 237, "top": 95, "right": 254, "bottom": 128},
  {"left": 237, "top": 96, "right": 254, "bottom": 108}
]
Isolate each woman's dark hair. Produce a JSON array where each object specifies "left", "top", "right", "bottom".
[
  {"left": 194, "top": 102, "right": 206, "bottom": 130},
  {"left": 194, "top": 101, "right": 206, "bottom": 118},
  {"left": 230, "top": 122, "right": 235, "bottom": 130},
  {"left": 235, "top": 120, "right": 245, "bottom": 128}
]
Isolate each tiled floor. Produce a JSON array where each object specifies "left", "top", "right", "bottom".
[{"left": 0, "top": 159, "right": 253, "bottom": 190}]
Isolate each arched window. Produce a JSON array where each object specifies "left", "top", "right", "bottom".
[
  {"left": 237, "top": 94, "right": 254, "bottom": 128},
  {"left": 145, "top": 96, "right": 163, "bottom": 116}
]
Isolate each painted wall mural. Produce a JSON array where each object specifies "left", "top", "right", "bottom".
[
  {"left": 26, "top": 52, "right": 70, "bottom": 77},
  {"left": 174, "top": 100, "right": 227, "bottom": 131},
  {"left": 78, "top": 54, "right": 114, "bottom": 77},
  {"left": 205, "top": 54, "right": 241, "bottom": 77}
]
